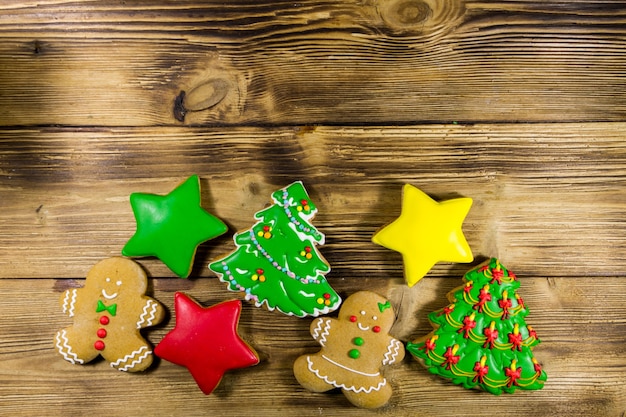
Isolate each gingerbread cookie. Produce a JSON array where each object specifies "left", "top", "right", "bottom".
[
  {"left": 155, "top": 292, "right": 260, "bottom": 394},
  {"left": 406, "top": 258, "right": 547, "bottom": 394},
  {"left": 55, "top": 257, "right": 165, "bottom": 372},
  {"left": 209, "top": 181, "right": 341, "bottom": 317},
  {"left": 293, "top": 291, "right": 405, "bottom": 409},
  {"left": 123, "top": 175, "right": 228, "bottom": 278},
  {"left": 372, "top": 184, "right": 473, "bottom": 287}
]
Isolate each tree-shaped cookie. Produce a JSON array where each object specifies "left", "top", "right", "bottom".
[
  {"left": 293, "top": 291, "right": 405, "bottom": 408},
  {"left": 406, "top": 258, "right": 547, "bottom": 394},
  {"left": 209, "top": 181, "right": 341, "bottom": 317},
  {"left": 55, "top": 257, "right": 165, "bottom": 372}
]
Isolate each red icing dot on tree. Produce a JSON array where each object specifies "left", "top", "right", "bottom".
[{"left": 323, "top": 293, "right": 330, "bottom": 299}]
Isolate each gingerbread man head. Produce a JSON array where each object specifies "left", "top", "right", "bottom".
[
  {"left": 84, "top": 256, "right": 148, "bottom": 302},
  {"left": 338, "top": 291, "right": 396, "bottom": 336}
]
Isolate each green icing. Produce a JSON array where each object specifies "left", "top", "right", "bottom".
[
  {"left": 122, "top": 175, "right": 228, "bottom": 278},
  {"left": 209, "top": 181, "right": 341, "bottom": 318},
  {"left": 96, "top": 300, "right": 117, "bottom": 316},
  {"left": 407, "top": 258, "right": 547, "bottom": 395}
]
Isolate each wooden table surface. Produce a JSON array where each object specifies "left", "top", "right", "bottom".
[{"left": 1, "top": 1, "right": 625, "bottom": 416}]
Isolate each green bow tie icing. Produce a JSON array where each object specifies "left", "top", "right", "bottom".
[
  {"left": 378, "top": 301, "right": 391, "bottom": 313},
  {"left": 122, "top": 175, "right": 228, "bottom": 278},
  {"left": 96, "top": 300, "right": 117, "bottom": 316}
]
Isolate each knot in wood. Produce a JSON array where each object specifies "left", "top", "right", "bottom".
[
  {"left": 390, "top": 0, "right": 432, "bottom": 26},
  {"left": 378, "top": 0, "right": 466, "bottom": 36}
]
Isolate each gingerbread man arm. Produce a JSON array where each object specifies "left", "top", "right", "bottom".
[
  {"left": 382, "top": 337, "right": 405, "bottom": 366},
  {"left": 310, "top": 317, "right": 334, "bottom": 346},
  {"left": 59, "top": 288, "right": 80, "bottom": 318},
  {"left": 135, "top": 297, "right": 165, "bottom": 329}
]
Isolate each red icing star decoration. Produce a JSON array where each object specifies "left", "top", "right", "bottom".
[{"left": 154, "top": 292, "right": 260, "bottom": 395}]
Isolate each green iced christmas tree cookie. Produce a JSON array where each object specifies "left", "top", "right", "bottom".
[
  {"left": 209, "top": 181, "right": 341, "bottom": 317},
  {"left": 407, "top": 258, "right": 547, "bottom": 394}
]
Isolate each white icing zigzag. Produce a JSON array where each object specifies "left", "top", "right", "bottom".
[
  {"left": 306, "top": 356, "right": 386, "bottom": 393},
  {"left": 62, "top": 289, "right": 78, "bottom": 318},
  {"left": 383, "top": 339, "right": 402, "bottom": 365},
  {"left": 311, "top": 318, "right": 331, "bottom": 346},
  {"left": 137, "top": 300, "right": 158, "bottom": 328},
  {"left": 110, "top": 346, "right": 150, "bottom": 372},
  {"left": 55, "top": 329, "right": 84, "bottom": 364}
]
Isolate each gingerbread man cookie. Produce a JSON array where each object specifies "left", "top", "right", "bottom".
[
  {"left": 293, "top": 291, "right": 405, "bottom": 409},
  {"left": 55, "top": 257, "right": 165, "bottom": 372}
]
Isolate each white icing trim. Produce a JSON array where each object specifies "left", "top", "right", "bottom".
[
  {"left": 306, "top": 356, "right": 385, "bottom": 393},
  {"left": 101, "top": 289, "right": 118, "bottom": 300},
  {"left": 311, "top": 319, "right": 331, "bottom": 346},
  {"left": 110, "top": 346, "right": 150, "bottom": 371},
  {"left": 383, "top": 339, "right": 402, "bottom": 365},
  {"left": 137, "top": 300, "right": 158, "bottom": 328},
  {"left": 321, "top": 354, "right": 380, "bottom": 377},
  {"left": 55, "top": 329, "right": 84, "bottom": 364},
  {"left": 62, "top": 289, "right": 77, "bottom": 317}
]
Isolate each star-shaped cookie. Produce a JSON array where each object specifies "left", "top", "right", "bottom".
[
  {"left": 154, "top": 292, "right": 260, "bottom": 395},
  {"left": 372, "top": 184, "right": 473, "bottom": 287},
  {"left": 122, "top": 175, "right": 228, "bottom": 278}
]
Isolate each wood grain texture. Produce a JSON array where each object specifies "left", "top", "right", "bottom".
[
  {"left": 1, "top": 124, "right": 625, "bottom": 280},
  {"left": 0, "top": 1, "right": 625, "bottom": 125},
  {"left": 0, "top": 276, "right": 624, "bottom": 417},
  {"left": 1, "top": 1, "right": 626, "bottom": 416}
]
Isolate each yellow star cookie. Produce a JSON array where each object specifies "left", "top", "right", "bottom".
[{"left": 372, "top": 184, "right": 473, "bottom": 287}]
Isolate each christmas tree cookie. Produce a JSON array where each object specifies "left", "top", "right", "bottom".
[
  {"left": 209, "top": 181, "right": 341, "bottom": 318},
  {"left": 406, "top": 258, "right": 547, "bottom": 394}
]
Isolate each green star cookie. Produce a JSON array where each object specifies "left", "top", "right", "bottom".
[{"left": 122, "top": 175, "right": 228, "bottom": 278}]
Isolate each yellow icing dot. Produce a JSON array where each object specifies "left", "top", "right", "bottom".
[
  {"left": 300, "top": 251, "right": 306, "bottom": 256},
  {"left": 297, "top": 206, "right": 303, "bottom": 212},
  {"left": 257, "top": 231, "right": 264, "bottom": 237},
  {"left": 316, "top": 297, "right": 324, "bottom": 304},
  {"left": 251, "top": 274, "right": 259, "bottom": 281}
]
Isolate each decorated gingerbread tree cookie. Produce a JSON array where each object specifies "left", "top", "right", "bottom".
[
  {"left": 407, "top": 258, "right": 547, "bottom": 394},
  {"left": 209, "top": 181, "right": 341, "bottom": 317},
  {"left": 293, "top": 291, "right": 405, "bottom": 409}
]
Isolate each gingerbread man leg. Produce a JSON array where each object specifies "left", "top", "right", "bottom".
[
  {"left": 55, "top": 326, "right": 99, "bottom": 365},
  {"left": 102, "top": 334, "right": 154, "bottom": 372},
  {"left": 293, "top": 355, "right": 335, "bottom": 392},
  {"left": 342, "top": 383, "right": 392, "bottom": 409}
]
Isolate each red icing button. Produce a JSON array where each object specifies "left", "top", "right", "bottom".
[
  {"left": 350, "top": 315, "right": 357, "bottom": 322},
  {"left": 373, "top": 326, "right": 381, "bottom": 333},
  {"left": 94, "top": 340, "right": 105, "bottom": 351},
  {"left": 323, "top": 293, "right": 330, "bottom": 299},
  {"left": 99, "top": 316, "right": 109, "bottom": 325},
  {"left": 97, "top": 328, "right": 107, "bottom": 338}
]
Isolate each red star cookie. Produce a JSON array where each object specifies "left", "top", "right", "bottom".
[{"left": 154, "top": 292, "right": 260, "bottom": 394}]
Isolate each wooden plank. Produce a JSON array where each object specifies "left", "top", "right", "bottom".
[
  {"left": 0, "top": 1, "right": 625, "bottom": 125},
  {"left": 1, "top": 123, "right": 625, "bottom": 279},
  {"left": 0, "top": 276, "right": 624, "bottom": 416}
]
